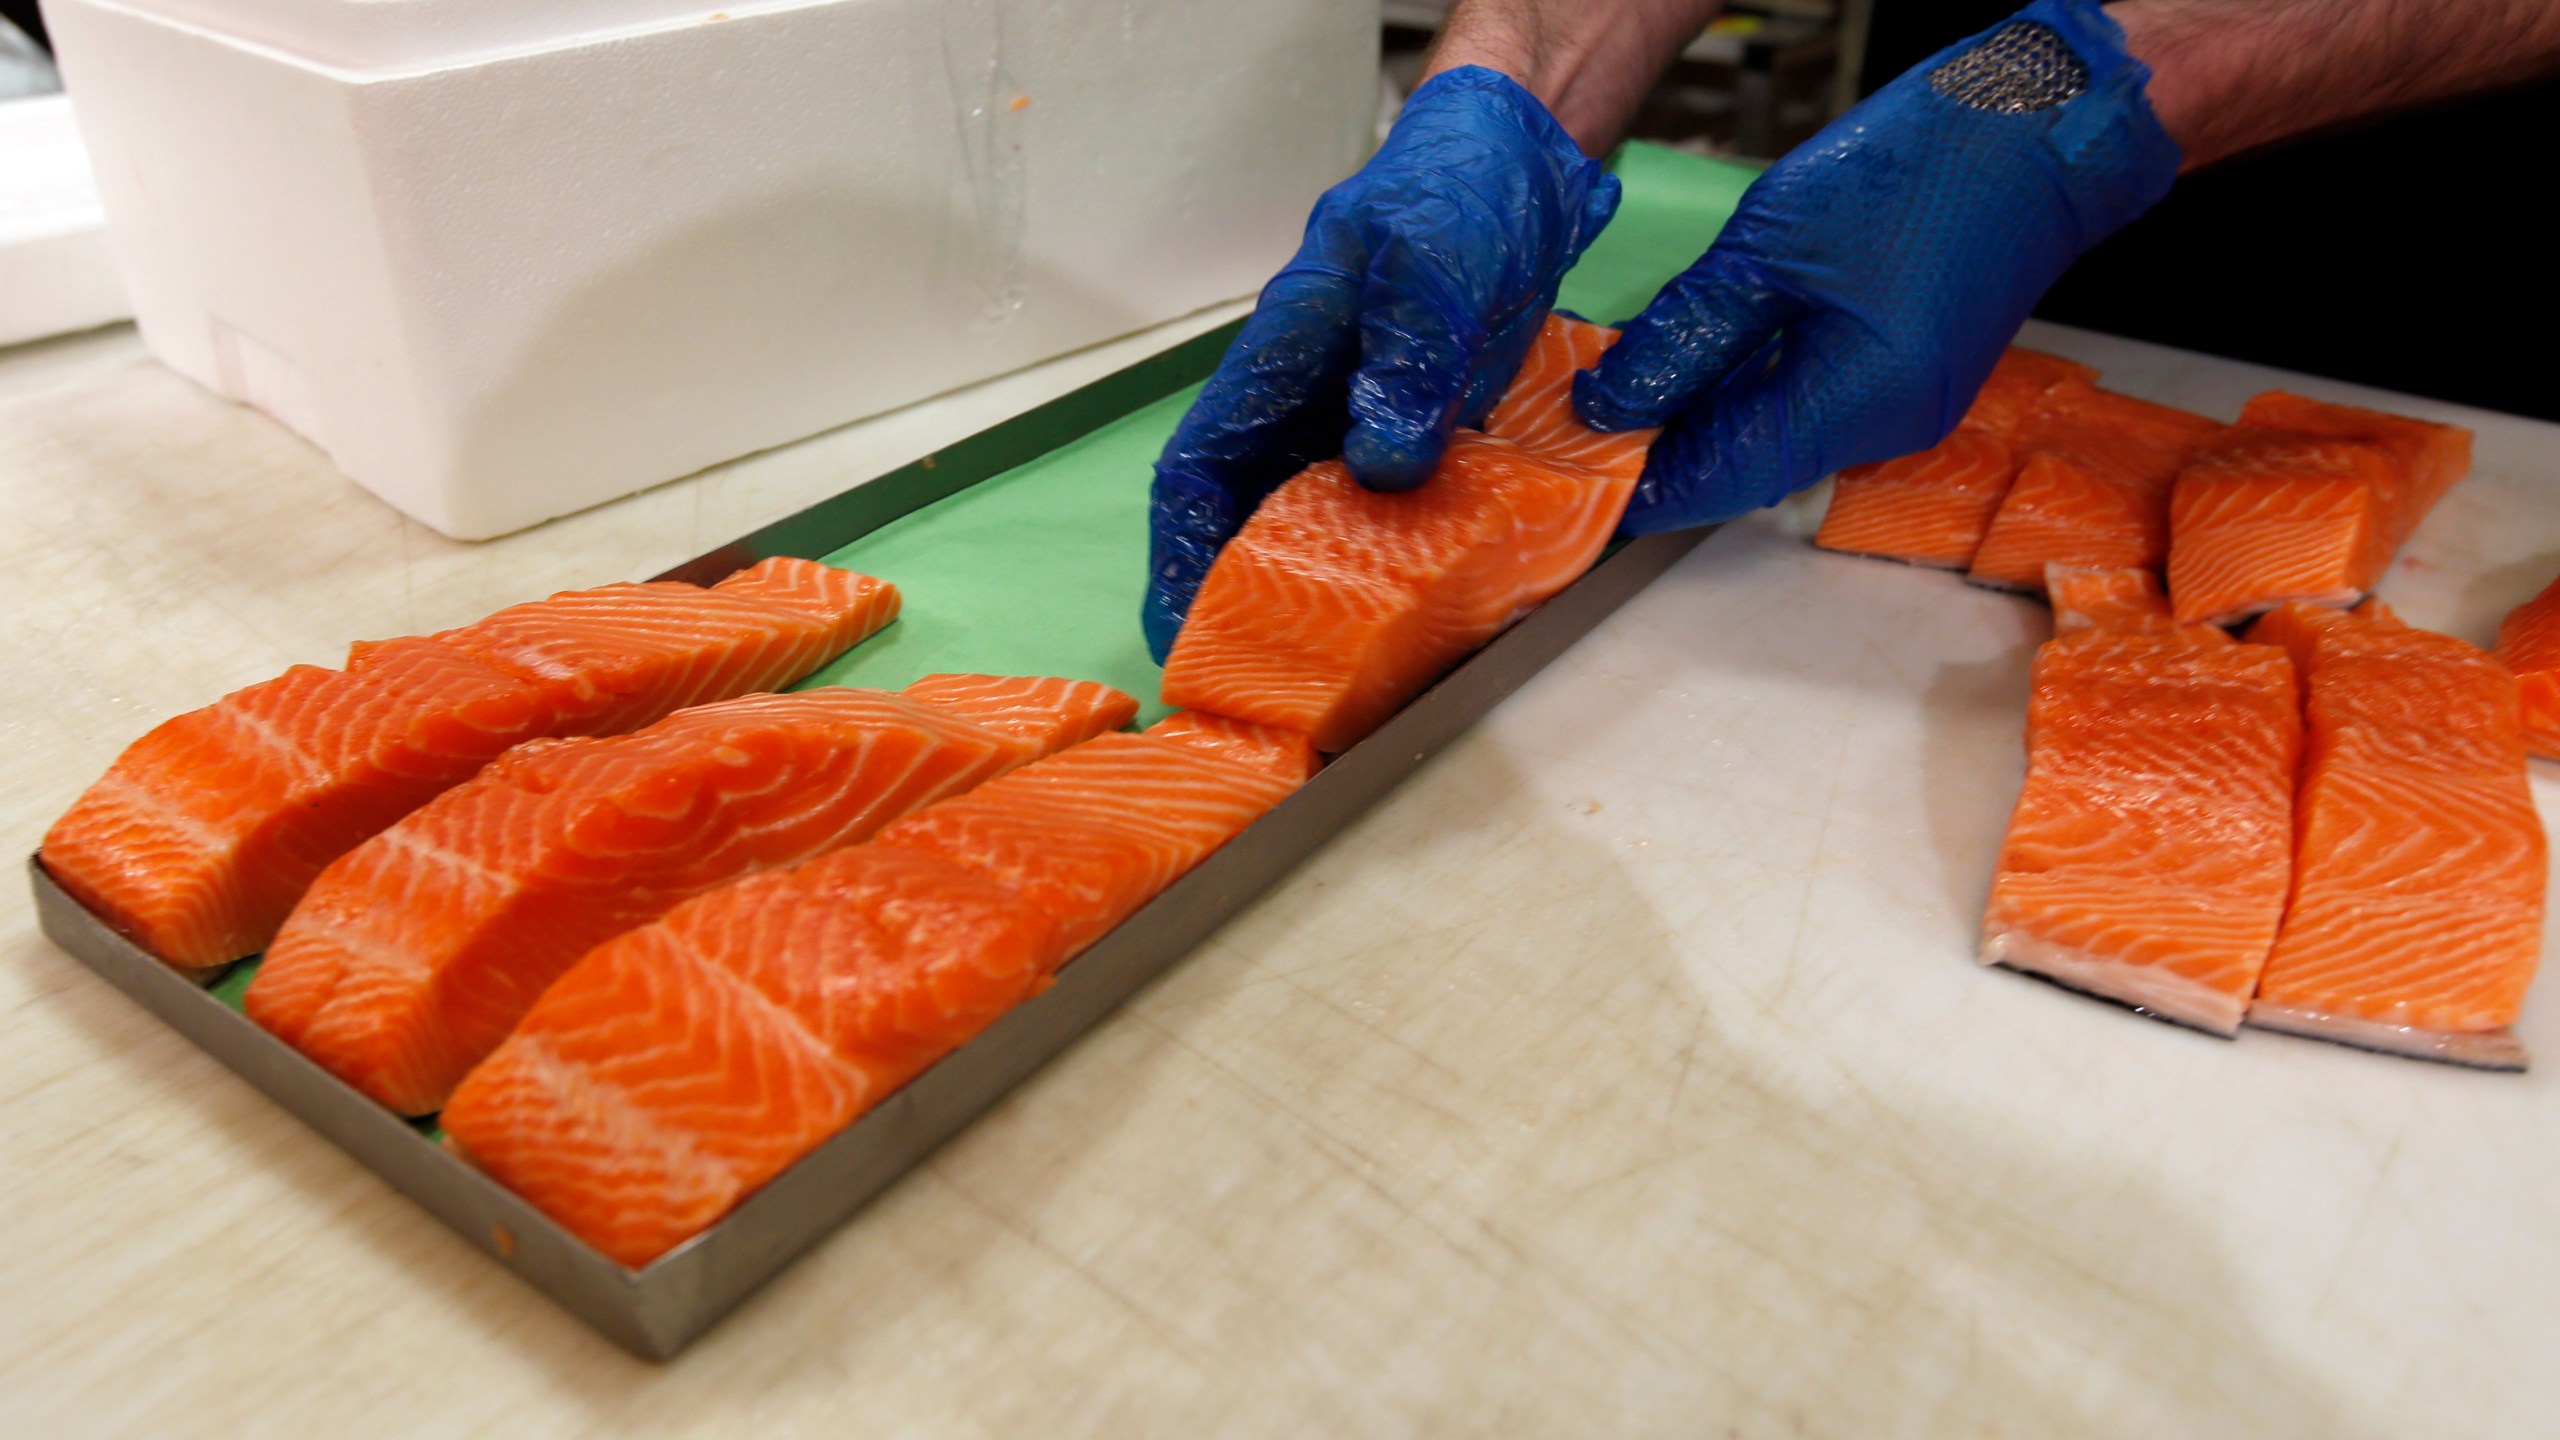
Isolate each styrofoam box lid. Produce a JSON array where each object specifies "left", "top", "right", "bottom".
[{"left": 86, "top": 0, "right": 805, "bottom": 74}]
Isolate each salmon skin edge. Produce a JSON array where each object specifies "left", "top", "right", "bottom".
[
  {"left": 1980, "top": 927, "right": 2249, "bottom": 1038},
  {"left": 2243, "top": 1002, "right": 2529, "bottom": 1072}
]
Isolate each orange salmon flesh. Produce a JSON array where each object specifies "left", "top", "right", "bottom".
[
  {"left": 41, "top": 558, "right": 897, "bottom": 972},
  {"left": 2246, "top": 603, "right": 2543, "bottom": 1068},
  {"left": 2164, "top": 395, "right": 2471, "bottom": 627},
  {"left": 1983, "top": 575, "right": 2302, "bottom": 1035},
  {"left": 442, "top": 714, "right": 1310, "bottom": 1266},
  {"left": 2497, "top": 572, "right": 2560, "bottom": 760},
  {"left": 1967, "top": 382, "right": 2222, "bottom": 594},
  {"left": 1814, "top": 346, "right": 2093, "bottom": 569},
  {"left": 1160, "top": 314, "right": 1655, "bottom": 752},
  {"left": 246, "top": 675, "right": 1135, "bottom": 1115}
]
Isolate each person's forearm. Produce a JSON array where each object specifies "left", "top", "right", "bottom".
[
  {"left": 2117, "top": 0, "right": 2560, "bottom": 170},
  {"left": 1420, "top": 0, "right": 1726, "bottom": 155}
]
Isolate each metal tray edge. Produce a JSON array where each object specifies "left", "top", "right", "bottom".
[{"left": 29, "top": 857, "right": 667, "bottom": 1355}]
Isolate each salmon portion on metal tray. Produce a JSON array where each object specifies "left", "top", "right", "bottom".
[
  {"left": 441, "top": 714, "right": 1310, "bottom": 1267},
  {"left": 1139, "top": 709, "right": 1324, "bottom": 784},
  {"left": 1981, "top": 569, "right": 2301, "bottom": 1034},
  {"left": 246, "top": 675, "right": 1136, "bottom": 1115},
  {"left": 1159, "top": 314, "right": 1655, "bottom": 753},
  {"left": 39, "top": 558, "right": 898, "bottom": 972},
  {"left": 1814, "top": 346, "right": 2093, "bottom": 569},
  {"left": 1474, "top": 312, "right": 1657, "bottom": 476},
  {"left": 2246, "top": 602, "right": 2544, "bottom": 1069}
]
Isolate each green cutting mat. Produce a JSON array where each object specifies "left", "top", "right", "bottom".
[
  {"left": 798, "top": 142, "right": 1753, "bottom": 722},
  {"left": 1559, "top": 143, "right": 1756, "bottom": 324}
]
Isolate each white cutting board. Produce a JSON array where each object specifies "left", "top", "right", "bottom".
[
  {"left": 1354, "top": 316, "right": 2560, "bottom": 1433},
  {"left": 3, "top": 317, "right": 2555, "bottom": 1436}
]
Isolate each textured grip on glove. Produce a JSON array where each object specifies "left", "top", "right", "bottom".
[{"left": 1929, "top": 22, "right": 2090, "bottom": 113}]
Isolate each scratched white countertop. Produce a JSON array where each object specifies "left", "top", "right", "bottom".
[{"left": 4, "top": 315, "right": 2557, "bottom": 1438}]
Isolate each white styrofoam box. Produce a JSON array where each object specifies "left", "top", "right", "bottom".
[
  {"left": 0, "top": 94, "right": 133, "bottom": 347},
  {"left": 46, "top": 0, "right": 1380, "bottom": 537}
]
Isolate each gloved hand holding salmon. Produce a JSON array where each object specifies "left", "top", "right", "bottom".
[
  {"left": 1143, "top": 64, "right": 1622, "bottom": 661},
  {"left": 1158, "top": 314, "right": 1653, "bottom": 752}
]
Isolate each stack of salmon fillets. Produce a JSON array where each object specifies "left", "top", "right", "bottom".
[
  {"left": 1816, "top": 347, "right": 2473, "bottom": 628},
  {"left": 41, "top": 558, "right": 903, "bottom": 973},
  {"left": 42, "top": 557, "right": 1320, "bottom": 1265},
  {"left": 1987, "top": 568, "right": 2544, "bottom": 1069},
  {"left": 1820, "top": 350, "right": 2551, "bottom": 1069}
]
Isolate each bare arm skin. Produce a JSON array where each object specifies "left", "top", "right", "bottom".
[
  {"left": 1421, "top": 0, "right": 1728, "bottom": 155},
  {"left": 1427, "top": 0, "right": 2560, "bottom": 171},
  {"left": 2103, "top": 0, "right": 2560, "bottom": 169}
]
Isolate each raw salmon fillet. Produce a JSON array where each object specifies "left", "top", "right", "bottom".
[
  {"left": 1982, "top": 576, "right": 2301, "bottom": 1034},
  {"left": 428, "top": 557, "right": 901, "bottom": 735},
  {"left": 1967, "top": 382, "right": 2222, "bottom": 593},
  {"left": 40, "top": 558, "right": 897, "bottom": 971},
  {"left": 1962, "top": 346, "right": 2103, "bottom": 443},
  {"left": 872, "top": 721, "right": 1305, "bottom": 953},
  {"left": 2495, "top": 571, "right": 2560, "bottom": 759},
  {"left": 2245, "top": 603, "right": 2544, "bottom": 1069},
  {"left": 2045, "top": 563, "right": 2178, "bottom": 635},
  {"left": 1142, "top": 709, "right": 1323, "bottom": 784},
  {"left": 2166, "top": 431, "right": 2398, "bottom": 626},
  {"left": 1813, "top": 347, "right": 2093, "bottom": 568},
  {"left": 246, "top": 675, "right": 1135, "bottom": 1114},
  {"left": 1159, "top": 314, "right": 1655, "bottom": 752},
  {"left": 2237, "top": 391, "right": 2473, "bottom": 536},
  {"left": 1477, "top": 313, "right": 1656, "bottom": 478},
  {"left": 1814, "top": 431, "right": 2019, "bottom": 570},
  {"left": 2166, "top": 391, "right": 2471, "bottom": 627},
  {"left": 441, "top": 714, "right": 1307, "bottom": 1266}
]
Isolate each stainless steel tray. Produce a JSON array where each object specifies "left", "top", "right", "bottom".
[{"left": 30, "top": 319, "right": 1708, "bottom": 1359}]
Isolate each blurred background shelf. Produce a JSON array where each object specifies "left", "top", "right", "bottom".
[{"left": 1380, "top": 0, "right": 1871, "bottom": 160}]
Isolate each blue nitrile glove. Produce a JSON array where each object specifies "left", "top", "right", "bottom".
[
  {"left": 1573, "top": 0, "right": 2181, "bottom": 532},
  {"left": 1142, "top": 66, "right": 1620, "bottom": 662}
]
